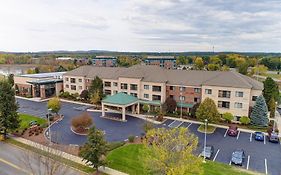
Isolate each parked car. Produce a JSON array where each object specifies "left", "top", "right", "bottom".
[
  {"left": 29, "top": 121, "right": 38, "bottom": 126},
  {"left": 227, "top": 125, "right": 238, "bottom": 137},
  {"left": 200, "top": 145, "right": 214, "bottom": 159},
  {"left": 269, "top": 132, "right": 279, "bottom": 143},
  {"left": 231, "top": 149, "right": 245, "bottom": 166},
  {"left": 254, "top": 132, "right": 264, "bottom": 141}
]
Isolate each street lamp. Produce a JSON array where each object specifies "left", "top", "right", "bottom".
[
  {"left": 47, "top": 108, "right": 52, "bottom": 145},
  {"left": 180, "top": 84, "right": 183, "bottom": 119},
  {"left": 203, "top": 119, "right": 208, "bottom": 163}
]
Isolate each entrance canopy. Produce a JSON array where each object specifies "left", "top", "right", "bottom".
[{"left": 101, "top": 92, "right": 140, "bottom": 121}]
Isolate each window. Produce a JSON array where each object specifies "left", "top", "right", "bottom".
[
  {"left": 65, "top": 84, "right": 69, "bottom": 88},
  {"left": 179, "top": 96, "right": 185, "bottom": 101},
  {"left": 152, "top": 95, "right": 161, "bottom": 101},
  {"left": 79, "top": 78, "right": 82, "bottom": 83},
  {"left": 144, "top": 85, "right": 149, "bottom": 90},
  {"left": 113, "top": 82, "right": 118, "bottom": 87},
  {"left": 194, "top": 88, "right": 201, "bottom": 93},
  {"left": 169, "top": 86, "right": 175, "bottom": 91},
  {"left": 152, "top": 86, "right": 161, "bottom": 92},
  {"left": 130, "top": 93, "right": 137, "bottom": 97},
  {"left": 218, "top": 101, "right": 230, "bottom": 108},
  {"left": 104, "top": 90, "right": 111, "bottom": 95},
  {"left": 194, "top": 97, "right": 199, "bottom": 103},
  {"left": 70, "top": 85, "right": 76, "bottom": 90},
  {"left": 252, "top": 96, "right": 257, "bottom": 101},
  {"left": 86, "top": 79, "right": 90, "bottom": 83},
  {"left": 130, "top": 84, "right": 138, "bottom": 91},
  {"left": 65, "top": 77, "right": 69, "bottom": 81},
  {"left": 113, "top": 90, "right": 118, "bottom": 94},
  {"left": 180, "top": 87, "right": 186, "bottom": 92},
  {"left": 79, "top": 86, "right": 82, "bottom": 90},
  {"left": 235, "top": 91, "right": 243, "bottom": 97},
  {"left": 205, "top": 89, "right": 212, "bottom": 95},
  {"left": 70, "top": 78, "right": 76, "bottom": 83},
  {"left": 144, "top": 94, "right": 149, "bottom": 99},
  {"left": 104, "top": 81, "right": 111, "bottom": 87},
  {"left": 218, "top": 90, "right": 231, "bottom": 98},
  {"left": 234, "top": 102, "right": 243, "bottom": 108},
  {"left": 121, "top": 83, "right": 128, "bottom": 90}
]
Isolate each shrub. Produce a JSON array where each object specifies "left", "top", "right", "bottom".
[
  {"left": 143, "top": 121, "right": 154, "bottom": 133},
  {"left": 223, "top": 112, "right": 234, "bottom": 123},
  {"left": 142, "top": 104, "right": 149, "bottom": 113},
  {"left": 71, "top": 112, "right": 93, "bottom": 129},
  {"left": 128, "top": 135, "right": 135, "bottom": 143},
  {"left": 239, "top": 116, "right": 250, "bottom": 125}
]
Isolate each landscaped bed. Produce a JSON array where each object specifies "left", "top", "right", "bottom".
[
  {"left": 197, "top": 124, "right": 216, "bottom": 134},
  {"left": 107, "top": 144, "right": 261, "bottom": 175}
]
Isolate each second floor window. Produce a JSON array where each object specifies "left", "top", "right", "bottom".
[
  {"left": 113, "top": 82, "right": 118, "bottom": 87},
  {"left": 70, "top": 85, "right": 76, "bottom": 90},
  {"left": 65, "top": 77, "right": 69, "bottom": 81},
  {"left": 152, "top": 95, "right": 161, "bottom": 101},
  {"left": 169, "top": 86, "right": 175, "bottom": 91},
  {"left": 179, "top": 96, "right": 185, "bottom": 101},
  {"left": 70, "top": 78, "right": 76, "bottom": 83},
  {"left": 205, "top": 89, "right": 212, "bottom": 95},
  {"left": 144, "top": 85, "right": 149, "bottom": 90},
  {"left": 252, "top": 96, "right": 257, "bottom": 101},
  {"left": 179, "top": 87, "right": 186, "bottom": 92},
  {"left": 152, "top": 86, "right": 161, "bottom": 92},
  {"left": 79, "top": 79, "right": 82, "bottom": 83},
  {"left": 234, "top": 102, "right": 243, "bottom": 108},
  {"left": 235, "top": 91, "right": 243, "bottom": 97},
  {"left": 121, "top": 83, "right": 128, "bottom": 90},
  {"left": 144, "top": 94, "right": 149, "bottom": 99},
  {"left": 218, "top": 90, "right": 231, "bottom": 98},
  {"left": 218, "top": 101, "right": 230, "bottom": 108},
  {"left": 130, "top": 84, "right": 138, "bottom": 91},
  {"left": 194, "top": 88, "right": 201, "bottom": 93},
  {"left": 104, "top": 81, "right": 111, "bottom": 87}
]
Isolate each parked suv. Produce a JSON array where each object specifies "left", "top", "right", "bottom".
[
  {"left": 200, "top": 145, "right": 214, "bottom": 159},
  {"left": 231, "top": 149, "right": 245, "bottom": 166},
  {"left": 227, "top": 125, "right": 238, "bottom": 137},
  {"left": 269, "top": 132, "right": 279, "bottom": 143}
]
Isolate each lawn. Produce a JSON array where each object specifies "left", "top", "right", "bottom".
[
  {"left": 107, "top": 144, "right": 260, "bottom": 175},
  {"left": 19, "top": 113, "right": 47, "bottom": 130},
  {"left": 198, "top": 124, "right": 216, "bottom": 134},
  {"left": 265, "top": 73, "right": 281, "bottom": 80}
]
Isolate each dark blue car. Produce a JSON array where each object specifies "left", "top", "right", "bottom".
[{"left": 254, "top": 132, "right": 264, "bottom": 141}]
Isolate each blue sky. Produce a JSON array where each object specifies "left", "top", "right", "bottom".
[{"left": 0, "top": 0, "right": 281, "bottom": 52}]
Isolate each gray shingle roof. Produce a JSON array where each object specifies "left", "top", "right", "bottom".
[{"left": 64, "top": 65, "right": 263, "bottom": 90}]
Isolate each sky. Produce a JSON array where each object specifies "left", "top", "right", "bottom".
[{"left": 0, "top": 0, "right": 281, "bottom": 52}]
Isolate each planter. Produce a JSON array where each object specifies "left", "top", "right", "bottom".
[{"left": 70, "top": 126, "right": 89, "bottom": 136}]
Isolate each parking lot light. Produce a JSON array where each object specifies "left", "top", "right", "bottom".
[
  {"left": 47, "top": 108, "right": 52, "bottom": 145},
  {"left": 203, "top": 119, "right": 208, "bottom": 163}
]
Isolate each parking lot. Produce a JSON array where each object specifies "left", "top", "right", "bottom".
[
  {"left": 17, "top": 98, "right": 281, "bottom": 175},
  {"left": 163, "top": 119, "right": 281, "bottom": 175}
]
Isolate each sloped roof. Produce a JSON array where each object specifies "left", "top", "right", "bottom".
[
  {"left": 64, "top": 65, "right": 263, "bottom": 90},
  {"left": 102, "top": 92, "right": 138, "bottom": 106}
]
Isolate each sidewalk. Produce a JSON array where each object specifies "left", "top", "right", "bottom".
[
  {"left": 12, "top": 137, "right": 128, "bottom": 175},
  {"left": 16, "top": 95, "right": 51, "bottom": 102}
]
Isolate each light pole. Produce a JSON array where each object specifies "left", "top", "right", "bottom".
[
  {"left": 47, "top": 108, "right": 52, "bottom": 145},
  {"left": 203, "top": 119, "right": 208, "bottom": 163},
  {"left": 180, "top": 84, "right": 183, "bottom": 119}
]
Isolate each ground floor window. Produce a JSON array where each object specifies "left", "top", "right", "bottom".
[{"left": 104, "top": 90, "right": 111, "bottom": 95}]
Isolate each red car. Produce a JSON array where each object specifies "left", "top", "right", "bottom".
[{"left": 227, "top": 125, "right": 238, "bottom": 137}]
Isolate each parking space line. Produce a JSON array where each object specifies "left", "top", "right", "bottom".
[
  {"left": 264, "top": 137, "right": 266, "bottom": 144},
  {"left": 250, "top": 133, "right": 252, "bottom": 142},
  {"left": 176, "top": 121, "right": 184, "bottom": 128},
  {"left": 224, "top": 129, "right": 229, "bottom": 137},
  {"left": 213, "top": 149, "right": 220, "bottom": 161},
  {"left": 168, "top": 120, "right": 176, "bottom": 127},
  {"left": 236, "top": 130, "right": 241, "bottom": 140},
  {"left": 246, "top": 155, "right": 250, "bottom": 170},
  {"left": 186, "top": 123, "right": 192, "bottom": 128},
  {"left": 264, "top": 159, "right": 268, "bottom": 175},
  {"left": 229, "top": 159, "right": 232, "bottom": 165}
]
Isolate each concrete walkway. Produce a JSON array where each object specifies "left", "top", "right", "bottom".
[
  {"left": 274, "top": 110, "right": 281, "bottom": 136},
  {"left": 11, "top": 137, "right": 128, "bottom": 175}
]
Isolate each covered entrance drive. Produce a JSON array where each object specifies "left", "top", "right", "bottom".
[
  {"left": 101, "top": 92, "right": 140, "bottom": 121},
  {"left": 27, "top": 79, "right": 63, "bottom": 98}
]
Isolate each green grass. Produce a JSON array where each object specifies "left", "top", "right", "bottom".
[
  {"left": 5, "top": 138, "right": 96, "bottom": 174},
  {"left": 19, "top": 113, "right": 47, "bottom": 130},
  {"left": 198, "top": 124, "right": 216, "bottom": 134},
  {"left": 265, "top": 73, "right": 281, "bottom": 80},
  {"left": 107, "top": 144, "right": 261, "bottom": 175}
]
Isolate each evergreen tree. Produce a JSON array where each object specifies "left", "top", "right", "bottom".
[
  {"left": 0, "top": 79, "right": 20, "bottom": 138},
  {"left": 263, "top": 77, "right": 279, "bottom": 106},
  {"left": 196, "top": 98, "right": 220, "bottom": 123},
  {"left": 7, "top": 74, "right": 14, "bottom": 86},
  {"left": 250, "top": 95, "right": 269, "bottom": 127},
  {"left": 79, "top": 126, "right": 107, "bottom": 173}
]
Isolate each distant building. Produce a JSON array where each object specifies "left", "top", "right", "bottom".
[
  {"left": 92, "top": 56, "right": 117, "bottom": 67},
  {"left": 145, "top": 56, "right": 176, "bottom": 69},
  {"left": 56, "top": 57, "right": 75, "bottom": 61},
  {"left": 14, "top": 72, "right": 65, "bottom": 99}
]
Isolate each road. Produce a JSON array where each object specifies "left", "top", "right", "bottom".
[{"left": 0, "top": 142, "right": 85, "bottom": 175}]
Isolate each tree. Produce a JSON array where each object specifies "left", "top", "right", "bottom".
[
  {"left": 190, "top": 103, "right": 200, "bottom": 118},
  {"left": 142, "top": 127, "right": 203, "bottom": 175},
  {"left": 196, "top": 98, "right": 220, "bottom": 123},
  {"left": 89, "top": 76, "right": 103, "bottom": 94},
  {"left": 47, "top": 97, "right": 61, "bottom": 114},
  {"left": 250, "top": 95, "right": 269, "bottom": 127},
  {"left": 210, "top": 56, "right": 222, "bottom": 65},
  {"left": 79, "top": 126, "right": 107, "bottom": 173},
  {"left": 143, "top": 121, "right": 154, "bottom": 133},
  {"left": 163, "top": 97, "right": 177, "bottom": 113},
  {"left": 7, "top": 74, "right": 14, "bottom": 86},
  {"left": 238, "top": 62, "right": 249, "bottom": 75},
  {"left": 207, "top": 64, "right": 220, "bottom": 71},
  {"left": 80, "top": 90, "right": 89, "bottom": 101},
  {"left": 250, "top": 65, "right": 268, "bottom": 76},
  {"left": 71, "top": 112, "right": 93, "bottom": 131},
  {"left": 0, "top": 79, "right": 20, "bottom": 138},
  {"left": 176, "top": 56, "right": 187, "bottom": 65},
  {"left": 221, "top": 65, "right": 230, "bottom": 71},
  {"left": 90, "top": 90, "right": 102, "bottom": 105},
  {"left": 223, "top": 112, "right": 234, "bottom": 123},
  {"left": 142, "top": 104, "right": 149, "bottom": 113},
  {"left": 239, "top": 116, "right": 250, "bottom": 125},
  {"left": 194, "top": 57, "right": 204, "bottom": 70},
  {"left": 263, "top": 77, "right": 279, "bottom": 105},
  {"left": 268, "top": 97, "right": 276, "bottom": 118}
]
